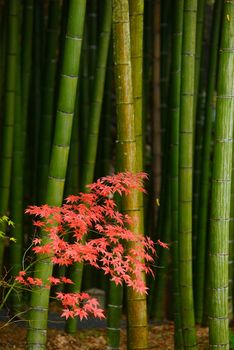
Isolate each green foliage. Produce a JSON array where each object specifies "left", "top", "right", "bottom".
[
  {"left": 0, "top": 215, "right": 15, "bottom": 240},
  {"left": 229, "top": 329, "right": 234, "bottom": 349}
]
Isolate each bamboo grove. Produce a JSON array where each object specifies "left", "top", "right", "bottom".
[{"left": 0, "top": 0, "right": 233, "bottom": 349}]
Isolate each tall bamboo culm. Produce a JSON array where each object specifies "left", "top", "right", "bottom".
[
  {"left": 112, "top": 1, "right": 148, "bottom": 349},
  {"left": 81, "top": 0, "right": 112, "bottom": 189},
  {"left": 66, "top": 0, "right": 112, "bottom": 334},
  {"left": 170, "top": 0, "right": 184, "bottom": 347},
  {"left": 26, "top": 1, "right": 86, "bottom": 348},
  {"left": 0, "top": 0, "right": 20, "bottom": 273},
  {"left": 38, "top": 0, "right": 62, "bottom": 204},
  {"left": 195, "top": 0, "right": 223, "bottom": 324},
  {"left": 179, "top": 0, "right": 197, "bottom": 348},
  {"left": 208, "top": 1, "right": 234, "bottom": 348},
  {"left": 152, "top": 0, "right": 161, "bottom": 235},
  {"left": 9, "top": 6, "right": 22, "bottom": 310}
]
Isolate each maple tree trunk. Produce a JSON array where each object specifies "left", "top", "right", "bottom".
[
  {"left": 26, "top": 1, "right": 86, "bottom": 348},
  {"left": 112, "top": 1, "right": 148, "bottom": 349},
  {"left": 169, "top": 1, "right": 184, "bottom": 348},
  {"left": 179, "top": 0, "right": 198, "bottom": 348},
  {"left": 194, "top": 0, "right": 223, "bottom": 324},
  {"left": 208, "top": 1, "right": 234, "bottom": 348}
]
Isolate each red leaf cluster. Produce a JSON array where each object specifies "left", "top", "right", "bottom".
[{"left": 16, "top": 172, "right": 163, "bottom": 320}]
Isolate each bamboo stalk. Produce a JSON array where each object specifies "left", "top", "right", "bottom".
[
  {"left": 9, "top": 6, "right": 22, "bottom": 311},
  {"left": 170, "top": 0, "right": 184, "bottom": 347},
  {"left": 151, "top": 0, "right": 161, "bottom": 235},
  {"left": 112, "top": 1, "right": 148, "bottom": 349},
  {"left": 0, "top": 0, "right": 20, "bottom": 274},
  {"left": 26, "top": 1, "right": 86, "bottom": 348},
  {"left": 208, "top": 1, "right": 234, "bottom": 348},
  {"left": 195, "top": 0, "right": 223, "bottom": 324},
  {"left": 38, "top": 0, "right": 62, "bottom": 204},
  {"left": 179, "top": 0, "right": 198, "bottom": 348},
  {"left": 81, "top": 0, "right": 112, "bottom": 189},
  {"left": 192, "top": 0, "right": 206, "bottom": 263}
]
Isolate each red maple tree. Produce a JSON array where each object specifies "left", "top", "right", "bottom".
[{"left": 16, "top": 172, "right": 167, "bottom": 320}]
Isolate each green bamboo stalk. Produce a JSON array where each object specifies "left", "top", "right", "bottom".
[
  {"left": 208, "top": 1, "right": 234, "bottom": 348},
  {"left": 179, "top": 0, "right": 198, "bottom": 348},
  {"left": 230, "top": 126, "right": 234, "bottom": 320},
  {"left": 64, "top": 108, "right": 82, "bottom": 333},
  {"left": 38, "top": 0, "right": 62, "bottom": 204},
  {"left": 26, "top": 1, "right": 86, "bottom": 348},
  {"left": 0, "top": 0, "right": 20, "bottom": 274},
  {"left": 0, "top": 1, "right": 6, "bottom": 108},
  {"left": 170, "top": 0, "right": 184, "bottom": 347},
  {"left": 79, "top": 24, "right": 89, "bottom": 164},
  {"left": 31, "top": 0, "right": 43, "bottom": 203},
  {"left": 21, "top": 0, "right": 33, "bottom": 128},
  {"left": 64, "top": 87, "right": 81, "bottom": 334},
  {"left": 160, "top": 0, "right": 171, "bottom": 143},
  {"left": 149, "top": 0, "right": 173, "bottom": 321},
  {"left": 21, "top": 0, "right": 34, "bottom": 216},
  {"left": 150, "top": 184, "right": 171, "bottom": 321},
  {"left": 152, "top": 0, "right": 161, "bottom": 235},
  {"left": 87, "top": 0, "right": 97, "bottom": 86},
  {"left": 128, "top": 1, "right": 148, "bottom": 349},
  {"left": 65, "top": 104, "right": 80, "bottom": 197},
  {"left": 9, "top": 0, "right": 33, "bottom": 308},
  {"left": 192, "top": 0, "right": 206, "bottom": 262},
  {"left": 106, "top": 187, "right": 123, "bottom": 350},
  {"left": 112, "top": 1, "right": 148, "bottom": 349},
  {"left": 143, "top": 0, "right": 153, "bottom": 236},
  {"left": 55, "top": 83, "right": 80, "bottom": 302},
  {"left": 9, "top": 7, "right": 22, "bottom": 311},
  {"left": 107, "top": 282, "right": 123, "bottom": 350},
  {"left": 194, "top": 0, "right": 222, "bottom": 324},
  {"left": 143, "top": 0, "right": 153, "bottom": 146},
  {"left": 81, "top": 0, "right": 112, "bottom": 189},
  {"left": 65, "top": 0, "right": 112, "bottom": 330},
  {"left": 94, "top": 45, "right": 113, "bottom": 187},
  {"left": 99, "top": 48, "right": 113, "bottom": 177},
  {"left": 129, "top": 0, "right": 144, "bottom": 173}
]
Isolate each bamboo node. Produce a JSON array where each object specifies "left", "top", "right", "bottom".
[
  {"left": 212, "top": 178, "right": 231, "bottom": 183},
  {"left": 108, "top": 304, "right": 122, "bottom": 309},
  {"left": 48, "top": 176, "right": 65, "bottom": 182},
  {"left": 65, "top": 34, "right": 82, "bottom": 41},
  {"left": 216, "top": 94, "right": 234, "bottom": 99}
]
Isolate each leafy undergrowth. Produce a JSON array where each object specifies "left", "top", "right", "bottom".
[{"left": 0, "top": 321, "right": 209, "bottom": 349}]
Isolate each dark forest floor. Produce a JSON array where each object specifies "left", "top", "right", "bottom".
[{"left": 0, "top": 320, "right": 209, "bottom": 349}]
